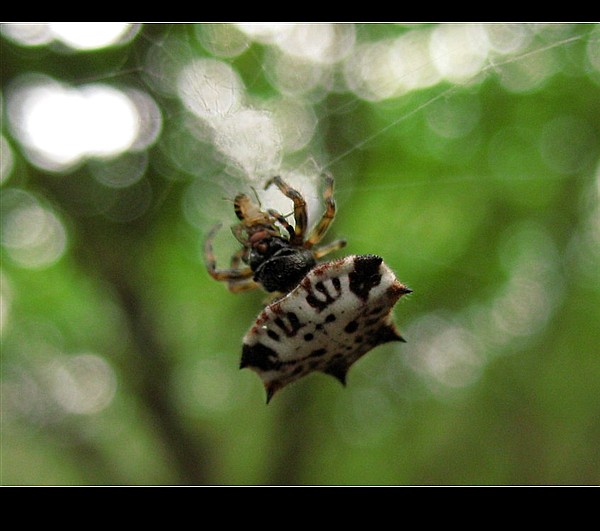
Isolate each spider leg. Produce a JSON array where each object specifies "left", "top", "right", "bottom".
[
  {"left": 264, "top": 176, "right": 307, "bottom": 245},
  {"left": 205, "top": 261, "right": 254, "bottom": 282},
  {"left": 267, "top": 209, "right": 295, "bottom": 240},
  {"left": 312, "top": 238, "right": 347, "bottom": 259},
  {"left": 305, "top": 173, "right": 337, "bottom": 249},
  {"left": 204, "top": 223, "right": 255, "bottom": 284},
  {"left": 208, "top": 262, "right": 257, "bottom": 292},
  {"left": 224, "top": 248, "right": 260, "bottom": 291},
  {"left": 231, "top": 224, "right": 247, "bottom": 245},
  {"left": 230, "top": 247, "right": 246, "bottom": 269},
  {"left": 226, "top": 277, "right": 260, "bottom": 293}
]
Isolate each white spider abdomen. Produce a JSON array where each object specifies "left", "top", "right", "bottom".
[{"left": 240, "top": 254, "right": 411, "bottom": 402}]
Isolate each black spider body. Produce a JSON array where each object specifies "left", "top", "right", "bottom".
[{"left": 249, "top": 239, "right": 316, "bottom": 293}]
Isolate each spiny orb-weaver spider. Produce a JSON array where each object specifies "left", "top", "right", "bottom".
[
  {"left": 204, "top": 174, "right": 347, "bottom": 294},
  {"left": 205, "top": 174, "right": 411, "bottom": 403}
]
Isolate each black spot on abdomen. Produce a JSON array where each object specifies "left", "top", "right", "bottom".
[
  {"left": 240, "top": 342, "right": 280, "bottom": 371},
  {"left": 344, "top": 320, "right": 359, "bottom": 333},
  {"left": 273, "top": 311, "right": 303, "bottom": 337},
  {"left": 267, "top": 330, "right": 280, "bottom": 341},
  {"left": 349, "top": 255, "right": 383, "bottom": 300}
]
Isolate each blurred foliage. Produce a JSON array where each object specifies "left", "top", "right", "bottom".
[{"left": 1, "top": 23, "right": 599, "bottom": 485}]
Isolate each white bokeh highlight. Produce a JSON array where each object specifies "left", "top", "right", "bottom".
[{"left": 6, "top": 75, "right": 153, "bottom": 172}]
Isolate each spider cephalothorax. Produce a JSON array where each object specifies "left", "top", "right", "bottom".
[{"left": 205, "top": 174, "right": 347, "bottom": 294}]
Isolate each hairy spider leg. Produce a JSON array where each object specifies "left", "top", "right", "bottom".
[
  {"left": 226, "top": 277, "right": 260, "bottom": 293},
  {"left": 221, "top": 248, "right": 261, "bottom": 291},
  {"left": 231, "top": 224, "right": 250, "bottom": 245},
  {"left": 304, "top": 173, "right": 338, "bottom": 249},
  {"left": 312, "top": 239, "right": 347, "bottom": 259},
  {"left": 264, "top": 176, "right": 307, "bottom": 246},
  {"left": 204, "top": 223, "right": 256, "bottom": 288},
  {"left": 229, "top": 247, "right": 246, "bottom": 269}
]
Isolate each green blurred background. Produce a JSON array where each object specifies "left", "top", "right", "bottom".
[{"left": 1, "top": 23, "right": 599, "bottom": 485}]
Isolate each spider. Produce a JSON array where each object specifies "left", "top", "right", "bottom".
[{"left": 204, "top": 174, "right": 347, "bottom": 294}]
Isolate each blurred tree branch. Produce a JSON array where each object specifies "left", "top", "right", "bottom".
[{"left": 34, "top": 169, "right": 215, "bottom": 485}]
